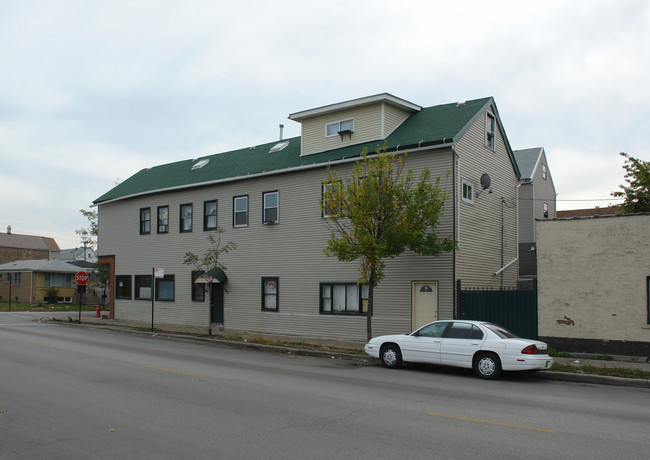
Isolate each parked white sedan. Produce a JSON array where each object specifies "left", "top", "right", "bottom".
[{"left": 364, "top": 320, "right": 553, "bottom": 379}]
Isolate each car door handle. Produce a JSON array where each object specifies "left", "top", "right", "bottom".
[{"left": 470, "top": 342, "right": 479, "bottom": 345}]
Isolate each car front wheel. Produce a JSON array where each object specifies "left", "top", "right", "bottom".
[
  {"left": 380, "top": 344, "right": 403, "bottom": 369},
  {"left": 473, "top": 352, "right": 502, "bottom": 379}
]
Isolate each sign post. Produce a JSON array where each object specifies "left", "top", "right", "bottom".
[
  {"left": 152, "top": 268, "right": 164, "bottom": 330},
  {"left": 75, "top": 272, "right": 89, "bottom": 322}
]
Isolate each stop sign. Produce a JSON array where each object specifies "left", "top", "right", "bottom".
[{"left": 75, "top": 272, "right": 89, "bottom": 285}]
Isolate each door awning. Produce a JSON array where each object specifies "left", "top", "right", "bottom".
[{"left": 194, "top": 267, "right": 228, "bottom": 284}]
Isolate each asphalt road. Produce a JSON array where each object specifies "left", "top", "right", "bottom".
[{"left": 1, "top": 311, "right": 649, "bottom": 459}]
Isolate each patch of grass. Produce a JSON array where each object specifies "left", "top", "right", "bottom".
[
  {"left": 550, "top": 363, "right": 650, "bottom": 380},
  {"left": 548, "top": 348, "right": 572, "bottom": 358},
  {"left": 0, "top": 302, "right": 97, "bottom": 312}
]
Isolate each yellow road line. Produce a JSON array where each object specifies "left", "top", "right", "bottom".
[
  {"left": 146, "top": 365, "right": 204, "bottom": 378},
  {"left": 428, "top": 412, "right": 555, "bottom": 433}
]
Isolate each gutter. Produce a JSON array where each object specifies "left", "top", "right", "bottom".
[{"left": 93, "top": 139, "right": 456, "bottom": 207}]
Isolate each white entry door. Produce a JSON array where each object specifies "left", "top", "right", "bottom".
[{"left": 411, "top": 282, "right": 438, "bottom": 331}]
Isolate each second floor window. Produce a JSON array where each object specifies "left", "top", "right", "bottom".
[
  {"left": 326, "top": 119, "right": 354, "bottom": 137},
  {"left": 543, "top": 202, "right": 549, "bottom": 218},
  {"left": 158, "top": 206, "right": 169, "bottom": 234},
  {"left": 204, "top": 200, "right": 217, "bottom": 230},
  {"left": 234, "top": 196, "right": 248, "bottom": 227},
  {"left": 263, "top": 191, "right": 278, "bottom": 224},
  {"left": 140, "top": 208, "right": 151, "bottom": 234},
  {"left": 462, "top": 180, "right": 474, "bottom": 204},
  {"left": 180, "top": 204, "right": 192, "bottom": 233}
]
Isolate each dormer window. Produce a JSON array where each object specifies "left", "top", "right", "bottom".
[
  {"left": 326, "top": 119, "right": 354, "bottom": 137},
  {"left": 485, "top": 112, "right": 495, "bottom": 150}
]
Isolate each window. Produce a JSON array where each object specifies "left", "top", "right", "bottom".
[
  {"left": 204, "top": 200, "right": 217, "bottom": 231},
  {"left": 326, "top": 119, "right": 354, "bottom": 137},
  {"left": 180, "top": 203, "right": 193, "bottom": 233},
  {"left": 140, "top": 208, "right": 151, "bottom": 234},
  {"left": 462, "top": 180, "right": 474, "bottom": 204},
  {"left": 135, "top": 275, "right": 152, "bottom": 300},
  {"left": 322, "top": 182, "right": 334, "bottom": 218},
  {"left": 191, "top": 271, "right": 205, "bottom": 302},
  {"left": 543, "top": 202, "right": 549, "bottom": 218},
  {"left": 44, "top": 273, "right": 72, "bottom": 287},
  {"left": 262, "top": 277, "right": 279, "bottom": 311},
  {"left": 263, "top": 191, "right": 279, "bottom": 224},
  {"left": 233, "top": 196, "right": 248, "bottom": 227},
  {"left": 415, "top": 321, "right": 449, "bottom": 338},
  {"left": 155, "top": 275, "right": 175, "bottom": 301},
  {"left": 158, "top": 206, "right": 169, "bottom": 234},
  {"left": 541, "top": 164, "right": 547, "bottom": 180},
  {"left": 485, "top": 112, "right": 495, "bottom": 149},
  {"left": 320, "top": 283, "right": 368, "bottom": 315},
  {"left": 13, "top": 273, "right": 21, "bottom": 285},
  {"left": 115, "top": 275, "right": 132, "bottom": 299},
  {"left": 445, "top": 322, "right": 483, "bottom": 340}
]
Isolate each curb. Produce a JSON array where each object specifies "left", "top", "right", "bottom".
[{"left": 47, "top": 319, "right": 650, "bottom": 388}]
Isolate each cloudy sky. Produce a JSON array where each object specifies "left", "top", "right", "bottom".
[{"left": 1, "top": 0, "right": 648, "bottom": 249}]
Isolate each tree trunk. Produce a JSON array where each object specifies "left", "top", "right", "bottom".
[{"left": 367, "top": 277, "right": 374, "bottom": 342}]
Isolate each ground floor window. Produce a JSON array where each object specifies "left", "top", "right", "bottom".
[
  {"left": 116, "top": 275, "right": 132, "bottom": 299},
  {"left": 135, "top": 275, "right": 152, "bottom": 300},
  {"left": 155, "top": 275, "right": 175, "bottom": 301},
  {"left": 44, "top": 273, "right": 72, "bottom": 287},
  {"left": 320, "top": 283, "right": 368, "bottom": 314},
  {"left": 262, "top": 277, "right": 279, "bottom": 311},
  {"left": 191, "top": 271, "right": 205, "bottom": 302}
]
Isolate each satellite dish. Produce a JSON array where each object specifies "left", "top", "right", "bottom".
[{"left": 480, "top": 173, "right": 491, "bottom": 190}]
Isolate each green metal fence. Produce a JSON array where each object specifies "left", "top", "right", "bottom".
[{"left": 457, "top": 280, "right": 538, "bottom": 339}]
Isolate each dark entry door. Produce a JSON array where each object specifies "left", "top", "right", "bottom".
[{"left": 210, "top": 283, "right": 224, "bottom": 325}]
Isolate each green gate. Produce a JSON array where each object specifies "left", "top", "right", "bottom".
[{"left": 457, "top": 280, "right": 538, "bottom": 339}]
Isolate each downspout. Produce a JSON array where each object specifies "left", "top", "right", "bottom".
[{"left": 452, "top": 145, "right": 459, "bottom": 318}]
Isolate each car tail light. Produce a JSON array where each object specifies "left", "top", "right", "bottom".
[{"left": 521, "top": 344, "right": 538, "bottom": 354}]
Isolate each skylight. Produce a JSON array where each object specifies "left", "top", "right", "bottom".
[
  {"left": 191, "top": 159, "right": 209, "bottom": 170},
  {"left": 269, "top": 140, "right": 289, "bottom": 153}
]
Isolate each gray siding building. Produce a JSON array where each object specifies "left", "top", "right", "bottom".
[{"left": 95, "top": 94, "right": 521, "bottom": 341}]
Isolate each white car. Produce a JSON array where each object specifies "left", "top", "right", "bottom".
[{"left": 364, "top": 320, "right": 553, "bottom": 379}]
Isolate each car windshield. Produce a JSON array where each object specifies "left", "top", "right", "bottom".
[{"left": 484, "top": 323, "right": 519, "bottom": 339}]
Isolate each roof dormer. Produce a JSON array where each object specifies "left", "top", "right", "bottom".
[{"left": 288, "top": 93, "right": 421, "bottom": 156}]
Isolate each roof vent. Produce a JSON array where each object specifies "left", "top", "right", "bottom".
[
  {"left": 191, "top": 159, "right": 209, "bottom": 170},
  {"left": 269, "top": 140, "right": 289, "bottom": 153},
  {"left": 456, "top": 101, "right": 466, "bottom": 107}
]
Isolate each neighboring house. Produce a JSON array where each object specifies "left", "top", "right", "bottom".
[
  {"left": 94, "top": 93, "right": 521, "bottom": 341},
  {"left": 536, "top": 213, "right": 650, "bottom": 358},
  {"left": 557, "top": 206, "right": 619, "bottom": 218},
  {"left": 0, "top": 226, "right": 60, "bottom": 264},
  {"left": 0, "top": 259, "right": 81, "bottom": 304},
  {"left": 513, "top": 147, "right": 557, "bottom": 289},
  {"left": 60, "top": 247, "right": 98, "bottom": 263}
]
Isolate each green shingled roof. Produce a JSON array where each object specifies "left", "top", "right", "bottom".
[{"left": 94, "top": 96, "right": 512, "bottom": 204}]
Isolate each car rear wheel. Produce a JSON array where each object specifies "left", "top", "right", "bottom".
[
  {"left": 380, "top": 344, "right": 403, "bottom": 369},
  {"left": 474, "top": 352, "right": 502, "bottom": 379}
]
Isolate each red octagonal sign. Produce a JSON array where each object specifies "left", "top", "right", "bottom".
[{"left": 75, "top": 271, "right": 89, "bottom": 285}]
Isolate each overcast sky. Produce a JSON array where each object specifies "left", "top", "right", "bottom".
[{"left": 1, "top": 0, "right": 648, "bottom": 249}]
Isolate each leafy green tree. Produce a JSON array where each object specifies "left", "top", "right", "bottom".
[
  {"left": 183, "top": 228, "right": 237, "bottom": 319},
  {"left": 612, "top": 152, "right": 650, "bottom": 213},
  {"left": 322, "top": 146, "right": 457, "bottom": 340}
]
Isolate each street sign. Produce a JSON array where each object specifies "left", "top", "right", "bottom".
[{"left": 75, "top": 271, "right": 89, "bottom": 285}]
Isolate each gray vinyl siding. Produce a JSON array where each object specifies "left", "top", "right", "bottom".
[
  {"left": 454, "top": 109, "right": 519, "bottom": 288},
  {"left": 98, "top": 148, "right": 457, "bottom": 340},
  {"left": 531, "top": 151, "right": 557, "bottom": 221},
  {"left": 518, "top": 183, "right": 534, "bottom": 242}
]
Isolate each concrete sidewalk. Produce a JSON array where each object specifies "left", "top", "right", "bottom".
[{"left": 54, "top": 314, "right": 650, "bottom": 388}]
